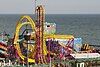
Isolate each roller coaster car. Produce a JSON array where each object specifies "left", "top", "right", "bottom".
[
  {"left": 18, "top": 29, "right": 35, "bottom": 53},
  {"left": 81, "top": 44, "right": 95, "bottom": 53}
]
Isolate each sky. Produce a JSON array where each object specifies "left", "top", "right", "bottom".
[{"left": 0, "top": 0, "right": 100, "bottom": 14}]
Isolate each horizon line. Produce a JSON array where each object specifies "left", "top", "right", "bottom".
[{"left": 0, "top": 13, "right": 100, "bottom": 15}]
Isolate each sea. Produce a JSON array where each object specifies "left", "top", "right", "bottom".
[{"left": 0, "top": 14, "right": 100, "bottom": 46}]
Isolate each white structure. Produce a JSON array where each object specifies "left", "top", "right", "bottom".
[
  {"left": 44, "top": 22, "right": 56, "bottom": 34},
  {"left": 70, "top": 53, "right": 100, "bottom": 59}
]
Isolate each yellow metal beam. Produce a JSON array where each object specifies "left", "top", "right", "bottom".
[{"left": 44, "top": 34, "right": 74, "bottom": 39}]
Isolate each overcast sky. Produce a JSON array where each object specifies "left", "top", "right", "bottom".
[{"left": 0, "top": 0, "right": 100, "bottom": 14}]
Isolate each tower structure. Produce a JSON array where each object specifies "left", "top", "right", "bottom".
[{"left": 35, "top": 5, "right": 47, "bottom": 64}]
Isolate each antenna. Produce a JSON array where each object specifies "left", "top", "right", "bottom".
[
  {"left": 33, "top": 0, "right": 37, "bottom": 22},
  {"left": 33, "top": 0, "right": 37, "bottom": 14}
]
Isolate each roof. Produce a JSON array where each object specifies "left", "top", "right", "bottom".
[{"left": 70, "top": 53, "right": 100, "bottom": 59}]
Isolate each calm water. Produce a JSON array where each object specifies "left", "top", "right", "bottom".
[{"left": 0, "top": 14, "right": 100, "bottom": 45}]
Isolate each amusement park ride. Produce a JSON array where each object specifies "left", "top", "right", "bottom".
[
  {"left": 0, "top": 0, "right": 100, "bottom": 67},
  {"left": 13, "top": 5, "right": 74, "bottom": 64}
]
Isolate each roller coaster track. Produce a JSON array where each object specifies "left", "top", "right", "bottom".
[
  {"left": 14, "top": 15, "right": 36, "bottom": 63},
  {"left": 13, "top": 6, "right": 48, "bottom": 63}
]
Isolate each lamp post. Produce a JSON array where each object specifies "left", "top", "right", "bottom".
[{"left": 24, "top": 34, "right": 31, "bottom": 67}]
